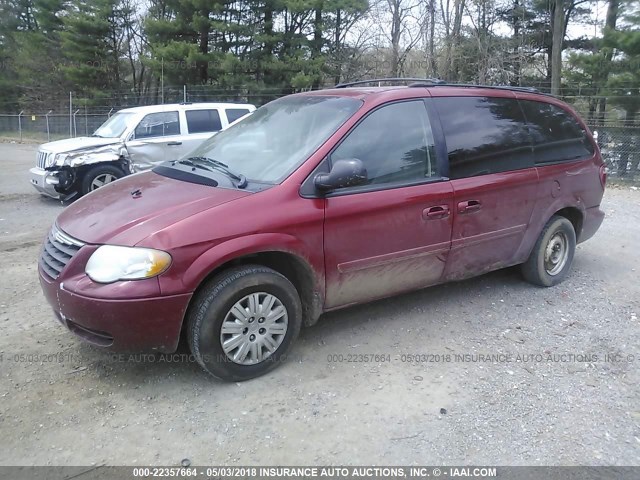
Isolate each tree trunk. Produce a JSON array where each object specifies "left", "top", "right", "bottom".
[
  {"left": 312, "top": 4, "right": 323, "bottom": 89},
  {"left": 550, "top": 0, "right": 565, "bottom": 96},
  {"left": 333, "top": 8, "right": 341, "bottom": 84},
  {"left": 597, "top": 0, "right": 620, "bottom": 124},
  {"left": 389, "top": 0, "right": 402, "bottom": 77},
  {"left": 448, "top": 0, "right": 465, "bottom": 81},
  {"left": 428, "top": 0, "right": 436, "bottom": 77},
  {"left": 197, "top": 8, "right": 210, "bottom": 84}
]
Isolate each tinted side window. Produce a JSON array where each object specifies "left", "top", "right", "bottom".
[
  {"left": 226, "top": 108, "right": 251, "bottom": 124},
  {"left": 185, "top": 109, "right": 222, "bottom": 134},
  {"left": 520, "top": 100, "right": 594, "bottom": 164},
  {"left": 434, "top": 96, "right": 533, "bottom": 179},
  {"left": 331, "top": 100, "right": 438, "bottom": 187},
  {"left": 134, "top": 112, "right": 180, "bottom": 138}
]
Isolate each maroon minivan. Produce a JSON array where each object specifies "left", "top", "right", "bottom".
[{"left": 38, "top": 80, "right": 606, "bottom": 380}]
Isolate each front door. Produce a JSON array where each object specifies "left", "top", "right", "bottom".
[
  {"left": 322, "top": 100, "right": 454, "bottom": 308},
  {"left": 126, "top": 110, "right": 183, "bottom": 170}
]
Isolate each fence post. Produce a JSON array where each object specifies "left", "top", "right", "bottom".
[
  {"left": 18, "top": 111, "right": 24, "bottom": 142},
  {"left": 73, "top": 109, "right": 80, "bottom": 137},
  {"left": 46, "top": 110, "right": 52, "bottom": 142},
  {"left": 184, "top": 85, "right": 187, "bottom": 103},
  {"left": 69, "top": 92, "right": 73, "bottom": 137}
]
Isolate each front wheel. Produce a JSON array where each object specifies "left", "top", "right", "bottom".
[
  {"left": 81, "top": 164, "right": 125, "bottom": 195},
  {"left": 522, "top": 215, "right": 576, "bottom": 287},
  {"left": 187, "top": 265, "right": 302, "bottom": 381}
]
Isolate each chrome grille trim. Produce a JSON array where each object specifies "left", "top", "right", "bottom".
[
  {"left": 36, "top": 150, "right": 51, "bottom": 169},
  {"left": 40, "top": 225, "right": 85, "bottom": 279}
]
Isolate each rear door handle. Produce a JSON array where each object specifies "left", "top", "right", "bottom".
[
  {"left": 458, "top": 200, "right": 481, "bottom": 214},
  {"left": 423, "top": 205, "right": 450, "bottom": 220},
  {"left": 167, "top": 141, "right": 182, "bottom": 146}
]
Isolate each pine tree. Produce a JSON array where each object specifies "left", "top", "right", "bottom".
[{"left": 61, "top": 0, "right": 133, "bottom": 100}]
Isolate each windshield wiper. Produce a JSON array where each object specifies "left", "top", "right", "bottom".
[
  {"left": 91, "top": 133, "right": 104, "bottom": 138},
  {"left": 184, "top": 156, "right": 248, "bottom": 189}
]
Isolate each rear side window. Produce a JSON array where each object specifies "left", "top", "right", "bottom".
[
  {"left": 226, "top": 108, "right": 251, "bottom": 124},
  {"left": 331, "top": 100, "right": 438, "bottom": 187},
  {"left": 433, "top": 96, "right": 533, "bottom": 179},
  {"left": 520, "top": 100, "right": 594, "bottom": 164},
  {"left": 186, "top": 109, "right": 222, "bottom": 134}
]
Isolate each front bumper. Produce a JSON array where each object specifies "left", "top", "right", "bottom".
[
  {"left": 29, "top": 167, "right": 60, "bottom": 199},
  {"left": 39, "top": 266, "right": 192, "bottom": 353}
]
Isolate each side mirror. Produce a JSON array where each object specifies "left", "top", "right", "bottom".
[{"left": 314, "top": 159, "right": 368, "bottom": 192}]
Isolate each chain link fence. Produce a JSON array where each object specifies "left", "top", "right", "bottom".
[
  {"left": 1, "top": 86, "right": 638, "bottom": 182},
  {"left": 595, "top": 126, "right": 640, "bottom": 180}
]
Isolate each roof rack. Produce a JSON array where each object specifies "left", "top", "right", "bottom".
[
  {"left": 334, "top": 78, "right": 550, "bottom": 96},
  {"left": 408, "top": 82, "right": 550, "bottom": 96},
  {"left": 335, "top": 78, "right": 445, "bottom": 88}
]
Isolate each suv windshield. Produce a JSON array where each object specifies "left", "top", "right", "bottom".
[
  {"left": 182, "top": 95, "right": 362, "bottom": 184},
  {"left": 93, "top": 112, "right": 136, "bottom": 138}
]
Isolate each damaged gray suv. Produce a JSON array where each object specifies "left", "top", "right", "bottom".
[{"left": 29, "top": 102, "right": 255, "bottom": 200}]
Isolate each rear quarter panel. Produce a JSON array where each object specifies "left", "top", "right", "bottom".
[{"left": 517, "top": 157, "right": 604, "bottom": 260}]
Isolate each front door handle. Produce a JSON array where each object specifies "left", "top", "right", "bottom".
[
  {"left": 167, "top": 141, "right": 182, "bottom": 146},
  {"left": 458, "top": 200, "right": 482, "bottom": 214},
  {"left": 423, "top": 205, "right": 450, "bottom": 220}
]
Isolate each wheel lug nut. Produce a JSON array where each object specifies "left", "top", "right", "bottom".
[
  {"left": 258, "top": 317, "right": 265, "bottom": 323},
  {"left": 250, "top": 334, "right": 256, "bottom": 341},
  {"left": 259, "top": 328, "right": 266, "bottom": 334}
]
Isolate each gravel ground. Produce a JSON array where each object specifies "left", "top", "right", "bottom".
[{"left": 0, "top": 143, "right": 638, "bottom": 466}]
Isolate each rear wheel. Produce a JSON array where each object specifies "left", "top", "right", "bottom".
[
  {"left": 187, "top": 265, "right": 302, "bottom": 381},
  {"left": 522, "top": 215, "right": 576, "bottom": 287},
  {"left": 81, "top": 164, "right": 125, "bottom": 195}
]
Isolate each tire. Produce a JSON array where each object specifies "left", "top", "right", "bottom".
[
  {"left": 522, "top": 215, "right": 576, "bottom": 287},
  {"left": 187, "top": 265, "right": 302, "bottom": 381},
  {"left": 81, "top": 164, "right": 125, "bottom": 195}
]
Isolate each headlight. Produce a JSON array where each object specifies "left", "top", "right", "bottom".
[
  {"left": 85, "top": 245, "right": 172, "bottom": 283},
  {"left": 46, "top": 153, "right": 58, "bottom": 167},
  {"left": 50, "top": 153, "right": 68, "bottom": 167}
]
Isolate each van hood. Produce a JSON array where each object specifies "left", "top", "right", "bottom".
[
  {"left": 56, "top": 171, "right": 251, "bottom": 245},
  {"left": 41, "top": 136, "right": 122, "bottom": 154}
]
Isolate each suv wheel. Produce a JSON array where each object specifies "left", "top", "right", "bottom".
[
  {"left": 187, "top": 265, "right": 302, "bottom": 381},
  {"left": 81, "top": 164, "right": 125, "bottom": 195},
  {"left": 522, "top": 215, "right": 576, "bottom": 287}
]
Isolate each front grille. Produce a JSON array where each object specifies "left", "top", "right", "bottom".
[
  {"left": 36, "top": 150, "right": 50, "bottom": 169},
  {"left": 40, "top": 225, "right": 85, "bottom": 279}
]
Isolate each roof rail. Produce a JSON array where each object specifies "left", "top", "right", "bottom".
[
  {"left": 335, "top": 78, "right": 445, "bottom": 88},
  {"left": 408, "top": 82, "right": 551, "bottom": 96},
  {"left": 333, "top": 78, "right": 552, "bottom": 96}
]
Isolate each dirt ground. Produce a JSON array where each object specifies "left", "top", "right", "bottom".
[{"left": 0, "top": 142, "right": 638, "bottom": 467}]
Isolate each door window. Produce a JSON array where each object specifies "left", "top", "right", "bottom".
[
  {"left": 225, "top": 108, "right": 251, "bottom": 124},
  {"left": 331, "top": 100, "right": 438, "bottom": 187},
  {"left": 186, "top": 109, "right": 223, "bottom": 134},
  {"left": 134, "top": 112, "right": 180, "bottom": 139},
  {"left": 433, "top": 96, "right": 533, "bottom": 179},
  {"left": 520, "top": 100, "right": 594, "bottom": 164}
]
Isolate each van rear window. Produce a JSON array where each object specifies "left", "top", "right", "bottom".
[{"left": 520, "top": 100, "right": 594, "bottom": 164}]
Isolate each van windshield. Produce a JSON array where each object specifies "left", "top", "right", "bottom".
[
  {"left": 93, "top": 112, "right": 136, "bottom": 138},
  {"left": 181, "top": 95, "right": 362, "bottom": 184}
]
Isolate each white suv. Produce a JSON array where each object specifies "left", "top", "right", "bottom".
[{"left": 29, "top": 102, "right": 256, "bottom": 200}]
